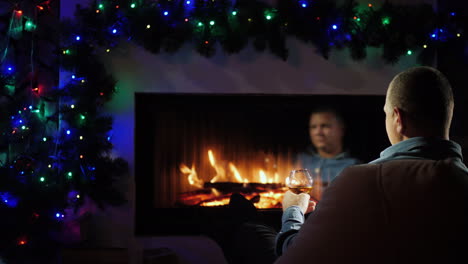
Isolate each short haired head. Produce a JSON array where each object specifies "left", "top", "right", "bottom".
[
  {"left": 385, "top": 66, "right": 454, "bottom": 143},
  {"left": 310, "top": 105, "right": 345, "bottom": 126},
  {"left": 308, "top": 105, "right": 346, "bottom": 158}
]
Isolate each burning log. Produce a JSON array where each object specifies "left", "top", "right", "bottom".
[
  {"left": 176, "top": 182, "right": 286, "bottom": 208},
  {"left": 176, "top": 189, "right": 217, "bottom": 206},
  {"left": 203, "top": 182, "right": 284, "bottom": 194}
]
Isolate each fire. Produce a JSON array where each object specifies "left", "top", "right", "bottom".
[
  {"left": 179, "top": 164, "right": 203, "bottom": 188},
  {"left": 259, "top": 170, "right": 267, "bottom": 184},
  {"left": 179, "top": 149, "right": 288, "bottom": 209},
  {"left": 208, "top": 149, "right": 226, "bottom": 183},
  {"left": 229, "top": 162, "right": 246, "bottom": 183},
  {"left": 208, "top": 149, "right": 215, "bottom": 166}
]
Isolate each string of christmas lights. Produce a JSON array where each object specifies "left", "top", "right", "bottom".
[{"left": 57, "top": 0, "right": 465, "bottom": 62}]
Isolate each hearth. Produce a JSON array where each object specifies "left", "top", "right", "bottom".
[{"left": 135, "top": 93, "right": 386, "bottom": 235}]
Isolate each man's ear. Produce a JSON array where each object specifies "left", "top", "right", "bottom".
[{"left": 393, "top": 107, "right": 406, "bottom": 135}]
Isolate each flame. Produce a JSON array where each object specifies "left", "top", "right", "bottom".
[
  {"left": 259, "top": 170, "right": 267, "bottom": 184},
  {"left": 211, "top": 188, "right": 220, "bottom": 197},
  {"left": 178, "top": 149, "right": 293, "bottom": 208},
  {"left": 229, "top": 162, "right": 244, "bottom": 183},
  {"left": 180, "top": 164, "right": 204, "bottom": 188},
  {"left": 208, "top": 150, "right": 216, "bottom": 166},
  {"left": 208, "top": 149, "right": 226, "bottom": 183}
]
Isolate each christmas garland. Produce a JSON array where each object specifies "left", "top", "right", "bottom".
[{"left": 63, "top": 0, "right": 466, "bottom": 63}]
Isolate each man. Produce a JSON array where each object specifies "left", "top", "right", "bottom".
[
  {"left": 275, "top": 66, "right": 468, "bottom": 264},
  {"left": 296, "top": 107, "right": 360, "bottom": 199},
  {"left": 226, "top": 108, "right": 360, "bottom": 264}
]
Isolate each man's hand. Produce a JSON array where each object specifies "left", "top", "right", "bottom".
[{"left": 282, "top": 190, "right": 316, "bottom": 214}]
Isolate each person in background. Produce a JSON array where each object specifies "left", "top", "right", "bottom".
[
  {"left": 296, "top": 106, "right": 361, "bottom": 200},
  {"left": 275, "top": 66, "right": 468, "bottom": 264},
  {"left": 225, "top": 106, "right": 362, "bottom": 264}
]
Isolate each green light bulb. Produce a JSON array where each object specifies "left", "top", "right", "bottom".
[
  {"left": 382, "top": 17, "right": 390, "bottom": 25},
  {"left": 131, "top": 3, "right": 136, "bottom": 8},
  {"left": 24, "top": 20, "right": 36, "bottom": 31},
  {"left": 209, "top": 20, "right": 215, "bottom": 26},
  {"left": 232, "top": 11, "right": 237, "bottom": 16},
  {"left": 40, "top": 177, "right": 45, "bottom": 182},
  {"left": 407, "top": 50, "right": 412, "bottom": 55}
]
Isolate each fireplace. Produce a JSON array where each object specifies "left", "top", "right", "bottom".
[{"left": 135, "top": 93, "right": 387, "bottom": 235}]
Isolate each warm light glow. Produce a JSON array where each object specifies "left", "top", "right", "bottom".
[
  {"left": 259, "top": 170, "right": 267, "bottom": 184},
  {"left": 208, "top": 150, "right": 226, "bottom": 183},
  {"left": 180, "top": 164, "right": 203, "bottom": 188},
  {"left": 229, "top": 162, "right": 244, "bottom": 183},
  {"left": 179, "top": 148, "right": 292, "bottom": 208},
  {"left": 208, "top": 149, "right": 215, "bottom": 166}
]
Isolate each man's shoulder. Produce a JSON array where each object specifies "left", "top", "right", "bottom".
[{"left": 340, "top": 158, "right": 468, "bottom": 187}]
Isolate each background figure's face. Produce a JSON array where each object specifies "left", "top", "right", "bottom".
[{"left": 308, "top": 112, "right": 344, "bottom": 155}]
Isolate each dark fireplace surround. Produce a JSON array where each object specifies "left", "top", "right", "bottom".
[{"left": 135, "top": 93, "right": 387, "bottom": 236}]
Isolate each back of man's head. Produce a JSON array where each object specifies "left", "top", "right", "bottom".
[{"left": 387, "top": 66, "right": 454, "bottom": 135}]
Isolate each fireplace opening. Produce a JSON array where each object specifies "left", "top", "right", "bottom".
[{"left": 135, "top": 93, "right": 387, "bottom": 235}]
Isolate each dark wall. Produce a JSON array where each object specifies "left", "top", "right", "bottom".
[{"left": 438, "top": 0, "right": 468, "bottom": 159}]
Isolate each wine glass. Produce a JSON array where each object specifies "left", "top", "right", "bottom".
[{"left": 286, "top": 169, "right": 314, "bottom": 194}]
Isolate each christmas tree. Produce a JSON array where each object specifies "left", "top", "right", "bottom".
[{"left": 0, "top": 0, "right": 128, "bottom": 262}]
